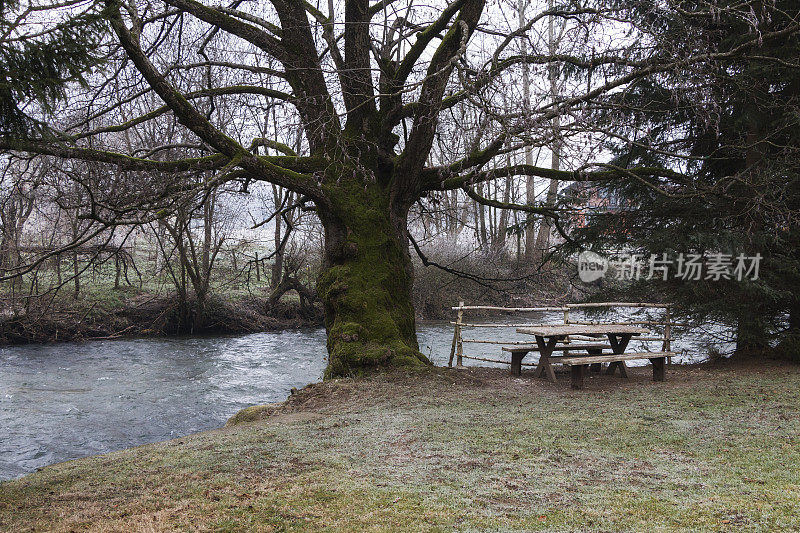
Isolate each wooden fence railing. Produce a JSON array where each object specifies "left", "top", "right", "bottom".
[{"left": 448, "top": 301, "right": 684, "bottom": 368}]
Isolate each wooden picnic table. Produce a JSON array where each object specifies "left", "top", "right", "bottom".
[{"left": 514, "top": 324, "right": 669, "bottom": 388}]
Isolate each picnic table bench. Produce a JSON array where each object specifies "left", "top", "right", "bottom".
[
  {"left": 512, "top": 324, "right": 675, "bottom": 389},
  {"left": 502, "top": 343, "right": 609, "bottom": 377}
]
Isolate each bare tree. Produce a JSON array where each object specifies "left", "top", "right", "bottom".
[
  {"left": 151, "top": 183, "right": 234, "bottom": 330},
  {"left": 0, "top": 159, "right": 38, "bottom": 291},
  {"left": 2, "top": 0, "right": 797, "bottom": 377}
]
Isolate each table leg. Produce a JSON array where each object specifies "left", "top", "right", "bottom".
[
  {"left": 606, "top": 361, "right": 630, "bottom": 377},
  {"left": 650, "top": 356, "right": 665, "bottom": 381},
  {"left": 606, "top": 333, "right": 632, "bottom": 377},
  {"left": 534, "top": 335, "right": 561, "bottom": 383},
  {"left": 533, "top": 360, "right": 545, "bottom": 378},
  {"left": 571, "top": 364, "right": 587, "bottom": 389},
  {"left": 510, "top": 351, "right": 528, "bottom": 376},
  {"left": 608, "top": 333, "right": 633, "bottom": 353},
  {"left": 586, "top": 348, "right": 603, "bottom": 373}
]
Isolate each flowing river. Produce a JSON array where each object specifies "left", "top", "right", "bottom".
[{"left": 0, "top": 315, "right": 726, "bottom": 481}]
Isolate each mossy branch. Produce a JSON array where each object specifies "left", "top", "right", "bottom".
[
  {"left": 461, "top": 185, "right": 561, "bottom": 218},
  {"left": 0, "top": 137, "right": 227, "bottom": 172}
]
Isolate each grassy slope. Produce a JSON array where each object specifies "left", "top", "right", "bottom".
[{"left": 1, "top": 362, "right": 799, "bottom": 532}]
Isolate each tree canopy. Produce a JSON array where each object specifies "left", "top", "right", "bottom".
[{"left": 2, "top": 0, "right": 799, "bottom": 374}]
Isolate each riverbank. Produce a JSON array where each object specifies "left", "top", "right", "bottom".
[
  {"left": 2, "top": 361, "right": 798, "bottom": 531},
  {"left": 0, "top": 291, "right": 323, "bottom": 345},
  {"left": 0, "top": 259, "right": 577, "bottom": 345}
]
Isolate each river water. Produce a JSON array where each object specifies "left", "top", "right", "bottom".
[{"left": 0, "top": 314, "right": 726, "bottom": 481}]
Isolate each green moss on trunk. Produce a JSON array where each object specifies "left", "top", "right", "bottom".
[{"left": 317, "top": 178, "right": 430, "bottom": 378}]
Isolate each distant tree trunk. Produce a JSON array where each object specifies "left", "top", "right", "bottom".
[
  {"left": 0, "top": 226, "right": 19, "bottom": 294},
  {"left": 253, "top": 251, "right": 259, "bottom": 282},
  {"left": 0, "top": 202, "right": 16, "bottom": 277},
  {"left": 69, "top": 219, "right": 80, "bottom": 299},
  {"left": 514, "top": 210, "right": 522, "bottom": 262},
  {"left": 272, "top": 188, "right": 284, "bottom": 289},
  {"left": 189, "top": 198, "right": 216, "bottom": 329},
  {"left": 73, "top": 249, "right": 80, "bottom": 299},
  {"left": 0, "top": 184, "right": 34, "bottom": 294},
  {"left": 494, "top": 174, "right": 512, "bottom": 253},
  {"left": 476, "top": 182, "right": 487, "bottom": 244},
  {"left": 457, "top": 190, "right": 468, "bottom": 237},
  {"left": 55, "top": 253, "right": 62, "bottom": 286},
  {"left": 533, "top": 167, "right": 559, "bottom": 261},
  {"left": 533, "top": 0, "right": 561, "bottom": 263},
  {"left": 488, "top": 181, "right": 497, "bottom": 244},
  {"left": 519, "top": 0, "right": 537, "bottom": 262},
  {"left": 114, "top": 255, "right": 121, "bottom": 289}
]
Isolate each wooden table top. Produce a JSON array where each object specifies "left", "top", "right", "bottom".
[{"left": 516, "top": 324, "right": 651, "bottom": 336}]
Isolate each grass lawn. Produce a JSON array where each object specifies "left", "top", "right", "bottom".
[{"left": 1, "top": 361, "right": 799, "bottom": 531}]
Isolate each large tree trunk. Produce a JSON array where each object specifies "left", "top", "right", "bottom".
[{"left": 316, "top": 182, "right": 430, "bottom": 378}]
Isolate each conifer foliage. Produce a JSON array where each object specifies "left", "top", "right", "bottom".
[{"left": 0, "top": 0, "right": 105, "bottom": 133}]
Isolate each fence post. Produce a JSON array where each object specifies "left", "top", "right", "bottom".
[
  {"left": 456, "top": 301, "right": 464, "bottom": 367},
  {"left": 664, "top": 305, "right": 672, "bottom": 366},
  {"left": 448, "top": 302, "right": 458, "bottom": 367}
]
